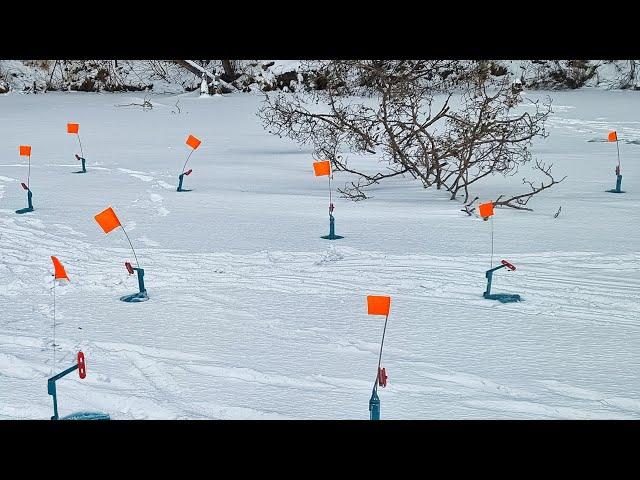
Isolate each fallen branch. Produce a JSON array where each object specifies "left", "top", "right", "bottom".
[
  {"left": 115, "top": 94, "right": 153, "bottom": 110},
  {"left": 171, "top": 99, "right": 181, "bottom": 114},
  {"left": 173, "top": 60, "right": 238, "bottom": 93},
  {"left": 461, "top": 196, "right": 479, "bottom": 216}
]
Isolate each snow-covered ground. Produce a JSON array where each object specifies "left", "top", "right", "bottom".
[{"left": 0, "top": 89, "right": 638, "bottom": 419}]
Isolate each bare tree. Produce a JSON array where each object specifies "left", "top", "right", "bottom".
[
  {"left": 258, "top": 60, "right": 565, "bottom": 211},
  {"left": 221, "top": 60, "right": 236, "bottom": 80}
]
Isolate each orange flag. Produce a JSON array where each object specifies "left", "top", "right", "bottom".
[
  {"left": 313, "top": 160, "right": 331, "bottom": 177},
  {"left": 367, "top": 295, "right": 391, "bottom": 316},
  {"left": 19, "top": 145, "right": 31, "bottom": 156},
  {"left": 186, "top": 134, "right": 201, "bottom": 150},
  {"left": 608, "top": 131, "right": 618, "bottom": 142},
  {"left": 67, "top": 123, "right": 79, "bottom": 134},
  {"left": 51, "top": 256, "right": 69, "bottom": 281},
  {"left": 478, "top": 202, "right": 494, "bottom": 218},
  {"left": 94, "top": 207, "right": 122, "bottom": 234}
]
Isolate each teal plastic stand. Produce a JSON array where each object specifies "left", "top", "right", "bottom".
[
  {"left": 369, "top": 387, "right": 380, "bottom": 420},
  {"left": 48, "top": 352, "right": 110, "bottom": 420},
  {"left": 48, "top": 363, "right": 77, "bottom": 420},
  {"left": 484, "top": 260, "right": 522, "bottom": 303},
  {"left": 321, "top": 213, "right": 344, "bottom": 240},
  {"left": 62, "top": 411, "right": 110, "bottom": 420},
  {"left": 177, "top": 169, "right": 193, "bottom": 192},
  {"left": 15, "top": 187, "right": 34, "bottom": 214},
  {"left": 606, "top": 174, "right": 625, "bottom": 193},
  {"left": 120, "top": 266, "right": 149, "bottom": 302},
  {"left": 73, "top": 155, "right": 87, "bottom": 174}
]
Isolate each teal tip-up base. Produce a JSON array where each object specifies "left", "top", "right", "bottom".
[
  {"left": 62, "top": 411, "right": 111, "bottom": 420},
  {"left": 322, "top": 214, "right": 344, "bottom": 240},
  {"left": 177, "top": 173, "right": 192, "bottom": 192},
  {"left": 369, "top": 389, "right": 380, "bottom": 420},
  {"left": 483, "top": 293, "right": 522, "bottom": 303},
  {"left": 120, "top": 290, "right": 149, "bottom": 303},
  {"left": 606, "top": 174, "right": 624, "bottom": 193},
  {"left": 121, "top": 267, "right": 148, "bottom": 302},
  {"left": 73, "top": 157, "right": 87, "bottom": 173},
  {"left": 16, "top": 189, "right": 34, "bottom": 214}
]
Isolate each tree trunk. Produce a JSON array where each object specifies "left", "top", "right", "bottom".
[
  {"left": 222, "top": 60, "right": 235, "bottom": 80},
  {"left": 173, "top": 60, "right": 204, "bottom": 77}
]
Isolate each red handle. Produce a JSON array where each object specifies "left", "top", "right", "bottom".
[
  {"left": 20, "top": 182, "right": 28, "bottom": 190},
  {"left": 125, "top": 261, "right": 134, "bottom": 275},
  {"left": 77, "top": 351, "right": 86, "bottom": 379},
  {"left": 185, "top": 169, "right": 193, "bottom": 176},
  {"left": 378, "top": 367, "right": 388, "bottom": 388},
  {"left": 501, "top": 259, "right": 516, "bottom": 271}
]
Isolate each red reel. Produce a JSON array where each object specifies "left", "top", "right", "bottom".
[
  {"left": 20, "top": 182, "right": 28, "bottom": 190},
  {"left": 378, "top": 367, "right": 388, "bottom": 388},
  {"left": 501, "top": 259, "right": 516, "bottom": 271},
  {"left": 77, "top": 351, "right": 86, "bottom": 379},
  {"left": 125, "top": 261, "right": 134, "bottom": 275},
  {"left": 185, "top": 169, "right": 193, "bottom": 176}
]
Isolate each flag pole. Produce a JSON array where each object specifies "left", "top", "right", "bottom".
[
  {"left": 53, "top": 275, "right": 56, "bottom": 373},
  {"left": 27, "top": 154, "right": 31, "bottom": 190},
  {"left": 616, "top": 138, "right": 621, "bottom": 169},
  {"left": 328, "top": 169, "right": 332, "bottom": 216},
  {"left": 375, "top": 313, "right": 390, "bottom": 385},
  {"left": 77, "top": 134, "right": 84, "bottom": 159},
  {"left": 120, "top": 225, "right": 140, "bottom": 268},
  {"left": 180, "top": 149, "right": 194, "bottom": 176},
  {"left": 490, "top": 216, "right": 494, "bottom": 268}
]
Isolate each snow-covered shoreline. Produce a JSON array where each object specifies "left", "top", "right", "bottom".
[{"left": 2, "top": 60, "right": 640, "bottom": 95}]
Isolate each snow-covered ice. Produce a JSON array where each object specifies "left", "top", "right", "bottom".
[{"left": 0, "top": 89, "right": 638, "bottom": 419}]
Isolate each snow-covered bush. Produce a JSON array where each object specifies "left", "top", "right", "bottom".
[{"left": 259, "top": 60, "right": 566, "bottom": 211}]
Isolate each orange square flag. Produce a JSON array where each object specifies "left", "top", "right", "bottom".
[
  {"left": 67, "top": 123, "right": 79, "bottom": 134},
  {"left": 478, "top": 202, "right": 494, "bottom": 219},
  {"left": 608, "top": 131, "right": 618, "bottom": 142},
  {"left": 19, "top": 145, "right": 31, "bottom": 156},
  {"left": 94, "top": 207, "right": 121, "bottom": 234},
  {"left": 186, "top": 134, "right": 201, "bottom": 150},
  {"left": 313, "top": 160, "right": 331, "bottom": 177},
  {"left": 367, "top": 295, "right": 391, "bottom": 316},
  {"left": 51, "top": 256, "right": 69, "bottom": 281}
]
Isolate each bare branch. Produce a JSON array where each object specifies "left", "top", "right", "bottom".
[{"left": 258, "top": 60, "right": 561, "bottom": 213}]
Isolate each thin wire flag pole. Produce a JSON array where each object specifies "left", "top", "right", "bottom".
[
  {"left": 120, "top": 225, "right": 140, "bottom": 269},
  {"left": 181, "top": 149, "right": 194, "bottom": 176},
  {"left": 77, "top": 134, "right": 84, "bottom": 159},
  {"left": 27, "top": 155, "right": 31, "bottom": 190},
  {"left": 52, "top": 276, "right": 56, "bottom": 374},
  {"left": 328, "top": 171, "right": 332, "bottom": 215},
  {"left": 490, "top": 216, "right": 494, "bottom": 268},
  {"left": 375, "top": 314, "right": 390, "bottom": 387},
  {"left": 616, "top": 138, "right": 621, "bottom": 169}
]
